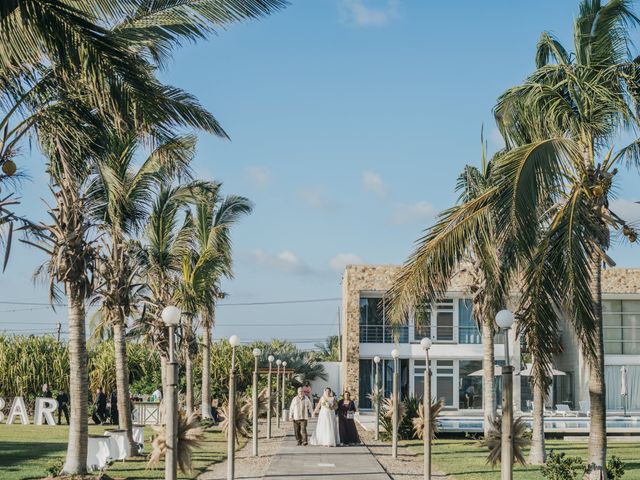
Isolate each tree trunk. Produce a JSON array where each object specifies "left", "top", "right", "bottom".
[
  {"left": 186, "top": 353, "right": 194, "bottom": 415},
  {"left": 586, "top": 261, "right": 607, "bottom": 480},
  {"left": 201, "top": 319, "right": 212, "bottom": 419},
  {"left": 528, "top": 377, "right": 547, "bottom": 464},
  {"left": 113, "top": 320, "right": 135, "bottom": 456},
  {"left": 482, "top": 320, "right": 495, "bottom": 438},
  {"left": 61, "top": 283, "right": 88, "bottom": 475},
  {"left": 161, "top": 354, "right": 168, "bottom": 396}
]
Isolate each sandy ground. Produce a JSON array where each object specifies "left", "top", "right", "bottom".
[
  {"left": 197, "top": 420, "right": 287, "bottom": 480},
  {"left": 359, "top": 427, "right": 449, "bottom": 480}
]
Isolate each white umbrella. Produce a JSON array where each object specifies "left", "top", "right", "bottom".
[
  {"left": 469, "top": 366, "right": 503, "bottom": 377},
  {"left": 517, "top": 363, "right": 566, "bottom": 377},
  {"left": 621, "top": 366, "right": 628, "bottom": 416}
]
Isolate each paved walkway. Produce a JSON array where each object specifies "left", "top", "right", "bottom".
[{"left": 263, "top": 420, "right": 390, "bottom": 479}]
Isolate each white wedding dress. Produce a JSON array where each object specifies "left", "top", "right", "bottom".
[{"left": 310, "top": 397, "right": 340, "bottom": 446}]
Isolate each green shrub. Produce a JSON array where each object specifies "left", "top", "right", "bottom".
[
  {"left": 541, "top": 451, "right": 585, "bottom": 480},
  {"left": 44, "top": 458, "right": 64, "bottom": 478},
  {"left": 607, "top": 455, "right": 625, "bottom": 480}
]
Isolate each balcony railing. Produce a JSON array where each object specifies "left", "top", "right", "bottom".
[{"left": 359, "top": 324, "right": 483, "bottom": 344}]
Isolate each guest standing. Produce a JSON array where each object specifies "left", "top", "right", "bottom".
[
  {"left": 55, "top": 389, "right": 70, "bottom": 425},
  {"left": 42, "top": 383, "right": 52, "bottom": 398},
  {"left": 110, "top": 390, "right": 119, "bottom": 425},
  {"left": 337, "top": 391, "right": 360, "bottom": 445},
  {"left": 94, "top": 387, "right": 108, "bottom": 424}
]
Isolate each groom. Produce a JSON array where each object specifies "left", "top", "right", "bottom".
[{"left": 289, "top": 387, "right": 313, "bottom": 446}]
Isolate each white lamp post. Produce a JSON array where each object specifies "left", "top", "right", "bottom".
[
  {"left": 252, "top": 348, "right": 261, "bottom": 456},
  {"left": 420, "top": 337, "right": 433, "bottom": 480},
  {"left": 281, "top": 361, "right": 287, "bottom": 420},
  {"left": 227, "top": 334, "right": 241, "bottom": 480},
  {"left": 373, "top": 356, "right": 381, "bottom": 441},
  {"left": 275, "top": 359, "right": 282, "bottom": 428},
  {"left": 496, "top": 309, "right": 515, "bottom": 480},
  {"left": 391, "top": 348, "right": 399, "bottom": 458},
  {"left": 267, "top": 355, "right": 274, "bottom": 439},
  {"left": 161, "top": 305, "right": 181, "bottom": 480}
]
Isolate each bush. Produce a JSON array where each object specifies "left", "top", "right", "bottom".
[
  {"left": 607, "top": 455, "right": 625, "bottom": 480},
  {"left": 541, "top": 451, "right": 585, "bottom": 480},
  {"left": 44, "top": 458, "right": 64, "bottom": 478}
]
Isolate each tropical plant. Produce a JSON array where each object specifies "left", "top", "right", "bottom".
[
  {"left": 542, "top": 452, "right": 586, "bottom": 480},
  {"left": 220, "top": 394, "right": 253, "bottom": 443},
  {"left": 386, "top": 137, "right": 512, "bottom": 438},
  {"left": 412, "top": 398, "right": 444, "bottom": 440},
  {"left": 187, "top": 186, "right": 252, "bottom": 418},
  {"left": 482, "top": 415, "right": 529, "bottom": 467},
  {"left": 312, "top": 335, "right": 341, "bottom": 361},
  {"left": 493, "top": 1, "right": 640, "bottom": 476},
  {"left": 148, "top": 412, "right": 204, "bottom": 475}
]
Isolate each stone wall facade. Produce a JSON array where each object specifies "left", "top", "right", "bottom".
[{"left": 341, "top": 264, "right": 640, "bottom": 404}]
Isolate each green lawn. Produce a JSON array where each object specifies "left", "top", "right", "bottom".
[
  {"left": 0, "top": 424, "right": 229, "bottom": 480},
  {"left": 405, "top": 438, "right": 640, "bottom": 480}
]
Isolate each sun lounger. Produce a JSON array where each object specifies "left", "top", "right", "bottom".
[
  {"left": 578, "top": 400, "right": 591, "bottom": 416},
  {"left": 555, "top": 404, "right": 578, "bottom": 417}
]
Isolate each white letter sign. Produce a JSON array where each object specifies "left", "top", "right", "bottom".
[
  {"left": 34, "top": 397, "right": 58, "bottom": 425},
  {"left": 7, "top": 396, "right": 29, "bottom": 425}
]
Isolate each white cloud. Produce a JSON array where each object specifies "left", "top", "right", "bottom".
[
  {"left": 244, "top": 166, "right": 271, "bottom": 187},
  {"left": 362, "top": 170, "right": 389, "bottom": 198},
  {"left": 246, "top": 249, "right": 312, "bottom": 275},
  {"left": 297, "top": 187, "right": 336, "bottom": 210},
  {"left": 391, "top": 201, "right": 436, "bottom": 225},
  {"left": 339, "top": 0, "right": 399, "bottom": 27},
  {"left": 610, "top": 199, "right": 640, "bottom": 224},
  {"left": 329, "top": 253, "right": 363, "bottom": 272}
]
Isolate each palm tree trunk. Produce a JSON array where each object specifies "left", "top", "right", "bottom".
[
  {"left": 161, "top": 354, "right": 168, "bottom": 395},
  {"left": 482, "top": 320, "right": 495, "bottom": 438},
  {"left": 586, "top": 261, "right": 607, "bottom": 480},
  {"left": 528, "top": 377, "right": 547, "bottom": 464},
  {"left": 186, "top": 354, "right": 194, "bottom": 414},
  {"left": 61, "top": 283, "right": 88, "bottom": 475},
  {"left": 201, "top": 318, "right": 212, "bottom": 419},
  {"left": 113, "top": 319, "right": 135, "bottom": 456}
]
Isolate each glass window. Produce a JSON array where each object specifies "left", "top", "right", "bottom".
[
  {"left": 436, "top": 300, "right": 454, "bottom": 341},
  {"left": 623, "top": 301, "right": 640, "bottom": 355},
  {"left": 437, "top": 377, "right": 454, "bottom": 406},
  {"left": 359, "top": 297, "right": 383, "bottom": 343},
  {"left": 359, "top": 359, "right": 373, "bottom": 409},
  {"left": 459, "top": 360, "right": 482, "bottom": 409},
  {"left": 459, "top": 299, "right": 481, "bottom": 344},
  {"left": 414, "top": 303, "right": 431, "bottom": 339}
]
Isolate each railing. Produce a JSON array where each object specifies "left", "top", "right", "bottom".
[{"left": 359, "top": 324, "right": 483, "bottom": 344}]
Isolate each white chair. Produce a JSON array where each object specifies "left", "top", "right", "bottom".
[
  {"left": 579, "top": 400, "right": 591, "bottom": 416},
  {"left": 555, "top": 404, "right": 578, "bottom": 417}
]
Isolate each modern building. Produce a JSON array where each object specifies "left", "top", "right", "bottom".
[{"left": 341, "top": 264, "right": 640, "bottom": 413}]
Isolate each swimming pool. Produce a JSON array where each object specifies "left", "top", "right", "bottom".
[{"left": 437, "top": 416, "right": 640, "bottom": 433}]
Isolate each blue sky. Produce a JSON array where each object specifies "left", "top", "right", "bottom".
[{"left": 2, "top": 0, "right": 640, "bottom": 347}]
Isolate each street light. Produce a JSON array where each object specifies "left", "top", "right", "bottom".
[
  {"left": 420, "top": 337, "right": 433, "bottom": 480},
  {"left": 281, "top": 361, "right": 287, "bottom": 421},
  {"left": 252, "top": 348, "right": 261, "bottom": 456},
  {"left": 227, "top": 334, "right": 241, "bottom": 480},
  {"left": 373, "top": 356, "right": 381, "bottom": 441},
  {"left": 267, "top": 355, "right": 274, "bottom": 439},
  {"left": 496, "top": 309, "right": 515, "bottom": 480},
  {"left": 275, "top": 359, "right": 282, "bottom": 428},
  {"left": 161, "top": 305, "right": 181, "bottom": 480},
  {"left": 391, "top": 348, "right": 399, "bottom": 459}
]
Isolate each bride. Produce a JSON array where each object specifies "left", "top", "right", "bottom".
[{"left": 310, "top": 388, "right": 340, "bottom": 446}]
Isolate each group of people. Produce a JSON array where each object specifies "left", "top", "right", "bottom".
[
  {"left": 289, "top": 387, "right": 360, "bottom": 447},
  {"left": 91, "top": 387, "right": 120, "bottom": 425}
]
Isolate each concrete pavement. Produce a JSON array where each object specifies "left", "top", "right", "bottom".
[{"left": 263, "top": 420, "right": 390, "bottom": 479}]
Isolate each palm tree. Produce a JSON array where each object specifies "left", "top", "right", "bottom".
[
  {"left": 88, "top": 132, "right": 196, "bottom": 455},
  {"left": 387, "top": 140, "right": 510, "bottom": 439},
  {"left": 493, "top": 1, "right": 640, "bottom": 475},
  {"left": 190, "top": 188, "right": 252, "bottom": 419},
  {"left": 313, "top": 335, "right": 341, "bottom": 362}
]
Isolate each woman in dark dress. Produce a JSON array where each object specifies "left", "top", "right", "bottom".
[{"left": 337, "top": 391, "right": 360, "bottom": 445}]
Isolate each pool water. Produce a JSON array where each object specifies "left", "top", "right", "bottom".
[{"left": 437, "top": 416, "right": 640, "bottom": 433}]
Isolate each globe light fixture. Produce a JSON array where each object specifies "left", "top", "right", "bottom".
[
  {"left": 267, "top": 355, "right": 274, "bottom": 439},
  {"left": 229, "top": 334, "right": 241, "bottom": 348},
  {"left": 373, "top": 355, "right": 381, "bottom": 440},
  {"left": 421, "top": 337, "right": 433, "bottom": 480},
  {"left": 275, "top": 359, "right": 282, "bottom": 427},
  {"left": 391, "top": 347, "right": 399, "bottom": 458},
  {"left": 374, "top": 355, "right": 380, "bottom": 364},
  {"left": 161, "top": 305, "right": 181, "bottom": 326},
  {"left": 227, "top": 334, "right": 240, "bottom": 479},
  {"left": 276, "top": 359, "right": 282, "bottom": 366},
  {"left": 420, "top": 337, "right": 432, "bottom": 351},
  {"left": 281, "top": 361, "right": 288, "bottom": 420},
  {"left": 251, "top": 348, "right": 261, "bottom": 456},
  {"left": 268, "top": 355, "right": 275, "bottom": 363},
  {"left": 495, "top": 309, "right": 515, "bottom": 330},
  {"left": 391, "top": 348, "right": 399, "bottom": 359},
  {"left": 253, "top": 348, "right": 262, "bottom": 357}
]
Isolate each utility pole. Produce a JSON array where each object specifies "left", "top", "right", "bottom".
[{"left": 56, "top": 322, "right": 62, "bottom": 342}]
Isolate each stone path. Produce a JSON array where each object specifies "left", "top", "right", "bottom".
[{"left": 263, "top": 420, "right": 390, "bottom": 479}]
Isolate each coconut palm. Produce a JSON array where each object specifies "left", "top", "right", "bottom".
[
  {"left": 87, "top": 132, "right": 196, "bottom": 455},
  {"left": 387, "top": 139, "right": 512, "bottom": 438},
  {"left": 493, "top": 1, "right": 640, "bottom": 475},
  {"left": 188, "top": 187, "right": 253, "bottom": 418}
]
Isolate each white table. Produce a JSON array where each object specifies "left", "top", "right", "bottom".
[
  {"left": 133, "top": 425, "right": 145, "bottom": 445},
  {"left": 104, "top": 429, "right": 129, "bottom": 461},
  {"left": 87, "top": 435, "right": 112, "bottom": 471}
]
